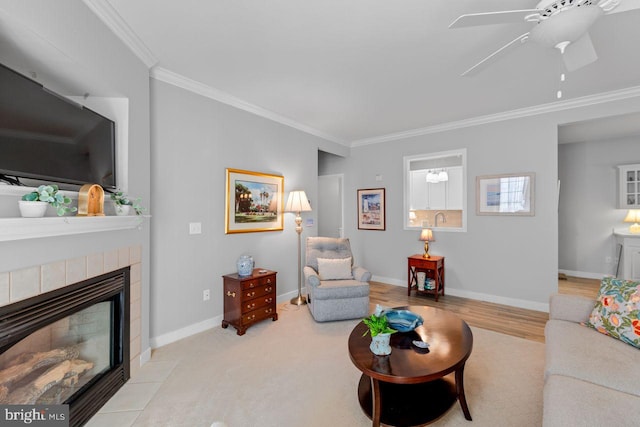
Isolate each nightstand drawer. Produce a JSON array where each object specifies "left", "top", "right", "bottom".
[
  {"left": 242, "top": 306, "right": 277, "bottom": 325},
  {"left": 243, "top": 295, "right": 275, "bottom": 312},
  {"left": 242, "top": 274, "right": 275, "bottom": 290}
]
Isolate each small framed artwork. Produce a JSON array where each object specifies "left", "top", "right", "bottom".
[
  {"left": 476, "top": 173, "right": 535, "bottom": 216},
  {"left": 357, "top": 188, "right": 386, "bottom": 230},
  {"left": 225, "top": 168, "right": 284, "bottom": 233}
]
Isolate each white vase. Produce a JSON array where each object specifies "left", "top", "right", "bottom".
[
  {"left": 417, "top": 272, "right": 426, "bottom": 291},
  {"left": 18, "top": 201, "right": 48, "bottom": 218},
  {"left": 370, "top": 333, "right": 392, "bottom": 355},
  {"left": 115, "top": 205, "right": 131, "bottom": 216}
]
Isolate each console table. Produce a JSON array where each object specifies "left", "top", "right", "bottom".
[
  {"left": 614, "top": 229, "right": 640, "bottom": 281},
  {"left": 222, "top": 269, "right": 277, "bottom": 335},
  {"left": 407, "top": 255, "right": 445, "bottom": 301}
]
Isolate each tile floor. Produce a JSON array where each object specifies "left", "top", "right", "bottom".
[{"left": 86, "top": 360, "right": 176, "bottom": 427}]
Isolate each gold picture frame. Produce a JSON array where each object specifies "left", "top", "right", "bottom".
[{"left": 225, "top": 168, "right": 284, "bottom": 233}]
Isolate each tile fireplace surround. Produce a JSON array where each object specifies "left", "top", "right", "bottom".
[{"left": 0, "top": 245, "right": 143, "bottom": 378}]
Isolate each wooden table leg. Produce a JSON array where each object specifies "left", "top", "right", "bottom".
[
  {"left": 455, "top": 364, "right": 472, "bottom": 421},
  {"left": 371, "top": 377, "right": 381, "bottom": 427}
]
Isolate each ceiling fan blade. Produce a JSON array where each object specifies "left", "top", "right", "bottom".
[
  {"left": 461, "top": 33, "right": 530, "bottom": 76},
  {"left": 604, "top": 0, "right": 640, "bottom": 14},
  {"left": 562, "top": 32, "right": 598, "bottom": 72},
  {"left": 449, "top": 9, "right": 541, "bottom": 28}
]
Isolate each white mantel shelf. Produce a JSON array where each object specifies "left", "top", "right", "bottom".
[{"left": 0, "top": 215, "right": 145, "bottom": 242}]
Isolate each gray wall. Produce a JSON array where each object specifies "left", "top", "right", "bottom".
[
  {"left": 0, "top": 0, "right": 151, "bottom": 353},
  {"left": 149, "top": 79, "right": 343, "bottom": 340},
  {"left": 327, "top": 117, "right": 559, "bottom": 309},
  {"left": 558, "top": 137, "right": 640, "bottom": 277}
]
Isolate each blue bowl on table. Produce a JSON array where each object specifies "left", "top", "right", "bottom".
[{"left": 385, "top": 309, "right": 424, "bottom": 332}]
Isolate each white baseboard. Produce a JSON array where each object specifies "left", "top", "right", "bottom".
[
  {"left": 140, "top": 347, "right": 151, "bottom": 366},
  {"left": 445, "top": 288, "right": 548, "bottom": 313},
  {"left": 150, "top": 290, "right": 301, "bottom": 349},
  {"left": 558, "top": 269, "right": 607, "bottom": 280},
  {"left": 372, "top": 275, "right": 548, "bottom": 312},
  {"left": 150, "top": 315, "right": 222, "bottom": 349}
]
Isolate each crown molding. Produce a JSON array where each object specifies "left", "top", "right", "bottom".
[
  {"left": 351, "top": 85, "right": 640, "bottom": 147},
  {"left": 83, "top": 0, "right": 158, "bottom": 68},
  {"left": 150, "top": 67, "right": 347, "bottom": 145}
]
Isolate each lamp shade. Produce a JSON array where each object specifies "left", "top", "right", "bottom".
[
  {"left": 624, "top": 210, "right": 640, "bottom": 223},
  {"left": 285, "top": 190, "right": 312, "bottom": 213},
  {"left": 419, "top": 228, "right": 434, "bottom": 242}
]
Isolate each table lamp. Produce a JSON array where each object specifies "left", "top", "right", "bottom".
[
  {"left": 285, "top": 190, "right": 312, "bottom": 305},
  {"left": 624, "top": 209, "right": 640, "bottom": 234},
  {"left": 420, "top": 228, "right": 434, "bottom": 258}
]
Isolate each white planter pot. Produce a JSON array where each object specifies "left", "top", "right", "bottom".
[
  {"left": 370, "top": 333, "right": 392, "bottom": 355},
  {"left": 115, "top": 205, "right": 131, "bottom": 216},
  {"left": 18, "top": 201, "right": 49, "bottom": 218}
]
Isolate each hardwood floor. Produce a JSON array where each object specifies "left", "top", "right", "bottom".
[{"left": 369, "top": 276, "right": 600, "bottom": 343}]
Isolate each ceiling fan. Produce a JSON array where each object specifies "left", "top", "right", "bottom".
[{"left": 450, "top": 0, "right": 640, "bottom": 76}]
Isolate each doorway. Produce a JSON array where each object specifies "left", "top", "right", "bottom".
[{"left": 318, "top": 174, "right": 344, "bottom": 238}]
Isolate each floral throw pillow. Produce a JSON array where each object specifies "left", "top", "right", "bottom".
[{"left": 584, "top": 277, "right": 640, "bottom": 349}]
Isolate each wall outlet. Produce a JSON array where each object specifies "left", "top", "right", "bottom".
[
  {"left": 203, "top": 289, "right": 210, "bottom": 301},
  {"left": 189, "top": 222, "right": 202, "bottom": 235}
]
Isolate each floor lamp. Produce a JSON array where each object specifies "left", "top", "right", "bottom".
[{"left": 285, "top": 190, "right": 312, "bottom": 306}]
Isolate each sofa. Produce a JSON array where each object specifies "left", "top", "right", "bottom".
[
  {"left": 303, "top": 237, "right": 370, "bottom": 322},
  {"left": 543, "top": 293, "right": 640, "bottom": 426}
]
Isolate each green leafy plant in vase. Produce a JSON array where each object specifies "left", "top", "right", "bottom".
[
  {"left": 20, "top": 185, "right": 77, "bottom": 217},
  {"left": 362, "top": 305, "right": 397, "bottom": 355},
  {"left": 110, "top": 191, "right": 145, "bottom": 216}
]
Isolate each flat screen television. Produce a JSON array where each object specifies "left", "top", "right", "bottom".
[{"left": 0, "top": 63, "right": 116, "bottom": 189}]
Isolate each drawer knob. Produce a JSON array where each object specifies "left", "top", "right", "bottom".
[
  {"left": 226, "top": 291, "right": 236, "bottom": 298},
  {"left": 247, "top": 303, "right": 255, "bottom": 309},
  {"left": 265, "top": 308, "right": 272, "bottom": 314},
  {"left": 266, "top": 278, "right": 272, "bottom": 284},
  {"left": 247, "top": 291, "right": 255, "bottom": 297},
  {"left": 265, "top": 287, "right": 272, "bottom": 292},
  {"left": 266, "top": 298, "right": 273, "bottom": 303},
  {"left": 249, "top": 282, "right": 255, "bottom": 288}
]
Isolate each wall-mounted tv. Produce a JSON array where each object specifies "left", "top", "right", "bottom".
[{"left": 0, "top": 63, "right": 116, "bottom": 189}]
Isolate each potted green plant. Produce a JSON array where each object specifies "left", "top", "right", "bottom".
[
  {"left": 20, "top": 185, "right": 77, "bottom": 217},
  {"left": 362, "top": 305, "right": 397, "bottom": 355},
  {"left": 110, "top": 191, "right": 145, "bottom": 216}
]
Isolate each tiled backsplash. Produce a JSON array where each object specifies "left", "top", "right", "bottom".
[{"left": 0, "top": 245, "right": 143, "bottom": 377}]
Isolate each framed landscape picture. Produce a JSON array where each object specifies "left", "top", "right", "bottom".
[
  {"left": 357, "top": 188, "right": 385, "bottom": 230},
  {"left": 476, "top": 172, "right": 535, "bottom": 216},
  {"left": 225, "top": 168, "right": 284, "bottom": 233}
]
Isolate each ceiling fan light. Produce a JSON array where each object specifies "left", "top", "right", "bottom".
[{"left": 529, "top": 6, "right": 603, "bottom": 48}]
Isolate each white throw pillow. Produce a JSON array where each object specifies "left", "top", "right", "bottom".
[{"left": 317, "top": 257, "right": 353, "bottom": 280}]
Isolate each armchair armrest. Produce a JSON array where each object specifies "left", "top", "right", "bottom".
[
  {"left": 352, "top": 266, "right": 372, "bottom": 282},
  {"left": 548, "top": 293, "right": 595, "bottom": 323},
  {"left": 304, "top": 266, "right": 321, "bottom": 287}
]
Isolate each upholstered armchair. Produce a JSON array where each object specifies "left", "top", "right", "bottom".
[{"left": 303, "top": 237, "right": 371, "bottom": 322}]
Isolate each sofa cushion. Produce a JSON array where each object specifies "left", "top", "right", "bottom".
[
  {"left": 317, "top": 257, "right": 353, "bottom": 280},
  {"left": 545, "top": 319, "right": 640, "bottom": 397},
  {"left": 311, "top": 279, "right": 369, "bottom": 300},
  {"left": 543, "top": 375, "right": 640, "bottom": 427},
  {"left": 584, "top": 277, "right": 640, "bottom": 349}
]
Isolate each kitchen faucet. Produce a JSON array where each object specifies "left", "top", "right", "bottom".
[{"left": 434, "top": 211, "right": 447, "bottom": 227}]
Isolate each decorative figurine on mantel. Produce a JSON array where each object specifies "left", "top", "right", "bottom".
[{"left": 76, "top": 184, "right": 105, "bottom": 216}]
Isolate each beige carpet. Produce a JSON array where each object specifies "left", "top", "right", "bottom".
[{"left": 126, "top": 303, "right": 545, "bottom": 426}]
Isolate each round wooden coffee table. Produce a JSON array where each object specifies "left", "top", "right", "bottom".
[{"left": 348, "top": 306, "right": 473, "bottom": 427}]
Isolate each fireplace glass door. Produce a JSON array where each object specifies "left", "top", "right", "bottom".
[{"left": 0, "top": 300, "right": 115, "bottom": 405}]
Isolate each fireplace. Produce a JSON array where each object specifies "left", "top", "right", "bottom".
[{"left": 0, "top": 268, "right": 130, "bottom": 427}]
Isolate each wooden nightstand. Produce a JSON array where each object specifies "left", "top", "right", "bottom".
[
  {"left": 407, "top": 255, "right": 445, "bottom": 301},
  {"left": 222, "top": 269, "right": 277, "bottom": 335}
]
